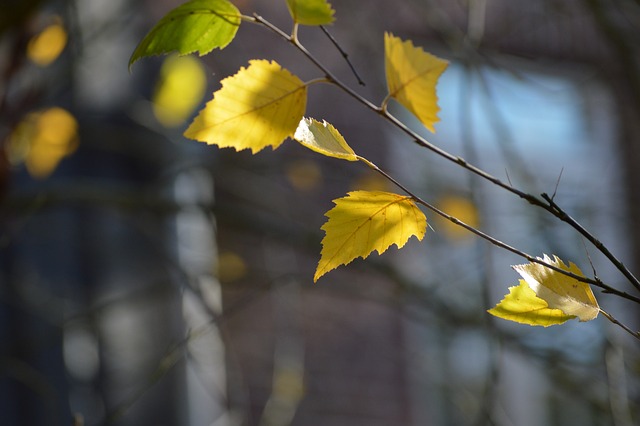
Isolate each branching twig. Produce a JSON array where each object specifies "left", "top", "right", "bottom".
[
  {"left": 249, "top": 13, "right": 640, "bottom": 298},
  {"left": 356, "top": 156, "right": 640, "bottom": 305},
  {"left": 319, "top": 25, "right": 366, "bottom": 86},
  {"left": 600, "top": 309, "right": 640, "bottom": 341},
  {"left": 542, "top": 193, "right": 640, "bottom": 294}
]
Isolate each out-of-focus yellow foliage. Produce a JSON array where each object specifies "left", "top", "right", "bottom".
[
  {"left": 8, "top": 107, "right": 79, "bottom": 179},
  {"left": 27, "top": 20, "right": 68, "bottom": 66},
  {"left": 436, "top": 195, "right": 479, "bottom": 241},
  {"left": 153, "top": 54, "right": 207, "bottom": 127},
  {"left": 185, "top": 60, "right": 307, "bottom": 153},
  {"left": 315, "top": 191, "right": 426, "bottom": 281},
  {"left": 217, "top": 251, "right": 247, "bottom": 282},
  {"left": 286, "top": 159, "right": 322, "bottom": 191}
]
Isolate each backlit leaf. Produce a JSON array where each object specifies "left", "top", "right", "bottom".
[
  {"left": 184, "top": 60, "right": 307, "bottom": 153},
  {"left": 286, "top": 0, "right": 335, "bottom": 26},
  {"left": 129, "top": 0, "right": 241, "bottom": 69},
  {"left": 294, "top": 118, "right": 357, "bottom": 161},
  {"left": 488, "top": 280, "right": 576, "bottom": 327},
  {"left": 384, "top": 32, "right": 448, "bottom": 132},
  {"left": 315, "top": 191, "right": 427, "bottom": 282},
  {"left": 513, "top": 254, "right": 599, "bottom": 322}
]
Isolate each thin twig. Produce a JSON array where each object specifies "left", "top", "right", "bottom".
[
  {"left": 600, "top": 309, "right": 640, "bottom": 341},
  {"left": 249, "top": 14, "right": 640, "bottom": 296},
  {"left": 551, "top": 167, "right": 564, "bottom": 201},
  {"left": 319, "top": 25, "right": 366, "bottom": 86},
  {"left": 355, "top": 156, "right": 640, "bottom": 305},
  {"left": 542, "top": 193, "right": 640, "bottom": 293}
]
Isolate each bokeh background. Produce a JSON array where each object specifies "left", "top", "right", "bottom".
[{"left": 1, "top": 0, "right": 640, "bottom": 425}]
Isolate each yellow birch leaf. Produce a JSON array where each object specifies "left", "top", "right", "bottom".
[
  {"left": 488, "top": 280, "right": 576, "bottom": 327},
  {"left": 293, "top": 117, "right": 357, "bottom": 161},
  {"left": 314, "top": 191, "right": 427, "bottom": 282},
  {"left": 286, "top": 0, "right": 335, "bottom": 26},
  {"left": 384, "top": 32, "right": 448, "bottom": 132},
  {"left": 184, "top": 60, "right": 307, "bottom": 153},
  {"left": 513, "top": 254, "right": 600, "bottom": 322}
]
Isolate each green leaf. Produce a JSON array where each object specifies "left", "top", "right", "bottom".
[
  {"left": 184, "top": 60, "right": 307, "bottom": 153},
  {"left": 488, "top": 280, "right": 577, "bottom": 327},
  {"left": 286, "top": 0, "right": 335, "bottom": 26},
  {"left": 293, "top": 118, "right": 357, "bottom": 161},
  {"left": 315, "top": 191, "right": 427, "bottom": 282},
  {"left": 129, "top": 0, "right": 241, "bottom": 69},
  {"left": 384, "top": 32, "right": 448, "bottom": 132}
]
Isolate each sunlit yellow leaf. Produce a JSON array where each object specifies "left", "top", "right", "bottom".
[
  {"left": 8, "top": 107, "right": 78, "bottom": 179},
  {"left": 153, "top": 54, "right": 207, "bottom": 127},
  {"left": 286, "top": 0, "right": 335, "bottom": 26},
  {"left": 384, "top": 32, "right": 448, "bottom": 132},
  {"left": 184, "top": 60, "right": 307, "bottom": 153},
  {"left": 513, "top": 254, "right": 599, "bottom": 322},
  {"left": 488, "top": 280, "right": 576, "bottom": 327},
  {"left": 315, "top": 191, "right": 427, "bottom": 282},
  {"left": 27, "top": 21, "right": 68, "bottom": 66},
  {"left": 294, "top": 118, "right": 357, "bottom": 161}
]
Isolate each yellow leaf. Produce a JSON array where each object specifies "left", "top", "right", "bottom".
[
  {"left": 488, "top": 280, "right": 576, "bottom": 327},
  {"left": 315, "top": 191, "right": 427, "bottom": 282},
  {"left": 294, "top": 118, "right": 357, "bottom": 161},
  {"left": 384, "top": 32, "right": 448, "bottom": 132},
  {"left": 153, "top": 54, "right": 207, "bottom": 127},
  {"left": 184, "top": 60, "right": 307, "bottom": 153},
  {"left": 513, "top": 254, "right": 599, "bottom": 322}
]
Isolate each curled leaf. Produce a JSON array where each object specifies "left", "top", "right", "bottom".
[
  {"left": 184, "top": 60, "right": 307, "bottom": 153},
  {"left": 294, "top": 118, "right": 357, "bottom": 161},
  {"left": 315, "top": 191, "right": 427, "bottom": 282},
  {"left": 488, "top": 280, "right": 576, "bottom": 327},
  {"left": 513, "top": 255, "right": 599, "bottom": 322}
]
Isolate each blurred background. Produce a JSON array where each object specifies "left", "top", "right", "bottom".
[{"left": 1, "top": 0, "right": 640, "bottom": 425}]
